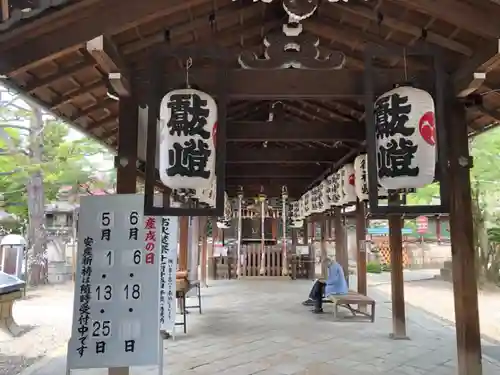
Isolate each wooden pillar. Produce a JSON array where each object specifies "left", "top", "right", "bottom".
[
  {"left": 448, "top": 99, "right": 482, "bottom": 375},
  {"left": 291, "top": 228, "right": 297, "bottom": 252},
  {"left": 320, "top": 216, "right": 328, "bottom": 278},
  {"left": 436, "top": 215, "right": 442, "bottom": 244},
  {"left": 388, "top": 193, "right": 408, "bottom": 339},
  {"left": 271, "top": 218, "right": 277, "bottom": 240},
  {"left": 112, "top": 80, "right": 138, "bottom": 375},
  {"left": 307, "top": 221, "right": 315, "bottom": 277},
  {"left": 178, "top": 216, "right": 189, "bottom": 272},
  {"left": 356, "top": 200, "right": 367, "bottom": 296},
  {"left": 303, "top": 220, "right": 308, "bottom": 245},
  {"left": 333, "top": 207, "right": 348, "bottom": 282},
  {"left": 208, "top": 216, "right": 218, "bottom": 279},
  {"left": 199, "top": 217, "right": 208, "bottom": 287}
]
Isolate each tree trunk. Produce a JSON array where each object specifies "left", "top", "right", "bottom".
[{"left": 26, "top": 103, "right": 47, "bottom": 286}]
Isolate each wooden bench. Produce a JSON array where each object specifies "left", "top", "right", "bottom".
[{"left": 325, "top": 291, "right": 375, "bottom": 322}]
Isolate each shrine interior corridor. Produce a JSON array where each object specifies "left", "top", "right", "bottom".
[{"left": 21, "top": 279, "right": 500, "bottom": 375}]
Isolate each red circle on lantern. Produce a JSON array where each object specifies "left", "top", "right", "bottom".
[
  {"left": 348, "top": 174, "right": 355, "bottom": 185},
  {"left": 212, "top": 122, "right": 217, "bottom": 146},
  {"left": 418, "top": 111, "right": 435, "bottom": 146}
]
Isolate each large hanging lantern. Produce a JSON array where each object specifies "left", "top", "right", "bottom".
[
  {"left": 339, "top": 164, "right": 356, "bottom": 206},
  {"left": 374, "top": 85, "right": 436, "bottom": 190},
  {"left": 159, "top": 88, "right": 217, "bottom": 190},
  {"left": 354, "top": 154, "right": 388, "bottom": 201}
]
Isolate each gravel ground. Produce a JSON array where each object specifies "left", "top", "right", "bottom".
[{"left": 0, "top": 283, "right": 73, "bottom": 375}]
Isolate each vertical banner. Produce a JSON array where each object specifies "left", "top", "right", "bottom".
[
  {"left": 158, "top": 216, "right": 179, "bottom": 333},
  {"left": 187, "top": 217, "right": 199, "bottom": 286}
]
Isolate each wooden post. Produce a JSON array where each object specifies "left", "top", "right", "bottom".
[
  {"left": 320, "top": 216, "right": 328, "bottom": 278},
  {"left": 200, "top": 217, "right": 208, "bottom": 287},
  {"left": 112, "top": 79, "right": 139, "bottom": 375},
  {"left": 388, "top": 193, "right": 408, "bottom": 340},
  {"left": 333, "top": 207, "right": 348, "bottom": 282},
  {"left": 178, "top": 216, "right": 189, "bottom": 271},
  {"left": 447, "top": 100, "right": 482, "bottom": 375},
  {"left": 307, "top": 221, "right": 315, "bottom": 277},
  {"left": 1, "top": 0, "right": 9, "bottom": 21},
  {"left": 356, "top": 200, "right": 367, "bottom": 296},
  {"left": 208, "top": 216, "right": 217, "bottom": 279}
]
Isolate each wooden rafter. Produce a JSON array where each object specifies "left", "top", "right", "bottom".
[
  {"left": 0, "top": 0, "right": 212, "bottom": 75},
  {"left": 394, "top": 0, "right": 500, "bottom": 39},
  {"left": 86, "top": 35, "right": 130, "bottom": 96},
  {"left": 332, "top": 2, "right": 472, "bottom": 56}
]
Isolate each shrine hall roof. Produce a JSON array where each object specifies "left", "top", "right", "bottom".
[{"left": 0, "top": 0, "right": 499, "bottom": 198}]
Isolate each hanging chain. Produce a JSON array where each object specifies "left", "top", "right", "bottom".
[
  {"left": 185, "top": 57, "right": 193, "bottom": 88},
  {"left": 403, "top": 48, "right": 408, "bottom": 82}
]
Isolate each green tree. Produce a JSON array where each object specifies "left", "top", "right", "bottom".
[{"left": 407, "top": 127, "right": 500, "bottom": 284}]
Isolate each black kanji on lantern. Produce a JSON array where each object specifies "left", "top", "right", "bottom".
[
  {"left": 374, "top": 93, "right": 413, "bottom": 139},
  {"left": 377, "top": 138, "right": 419, "bottom": 179},
  {"left": 167, "top": 139, "right": 211, "bottom": 178},
  {"left": 167, "top": 93, "right": 210, "bottom": 139}
]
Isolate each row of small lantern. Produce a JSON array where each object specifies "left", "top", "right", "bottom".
[{"left": 288, "top": 154, "right": 384, "bottom": 228}]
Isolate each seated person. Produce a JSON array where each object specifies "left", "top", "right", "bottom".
[{"left": 302, "top": 258, "right": 348, "bottom": 313}]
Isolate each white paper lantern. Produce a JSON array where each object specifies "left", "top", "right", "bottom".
[
  {"left": 320, "top": 179, "right": 329, "bottom": 212},
  {"left": 327, "top": 173, "right": 341, "bottom": 207},
  {"left": 302, "top": 190, "right": 312, "bottom": 217},
  {"left": 339, "top": 164, "right": 356, "bottom": 205},
  {"left": 310, "top": 184, "right": 322, "bottom": 214},
  {"left": 289, "top": 201, "right": 303, "bottom": 228},
  {"left": 374, "top": 85, "right": 436, "bottom": 190},
  {"left": 159, "top": 88, "right": 217, "bottom": 190},
  {"left": 297, "top": 195, "right": 305, "bottom": 220},
  {"left": 354, "top": 154, "right": 388, "bottom": 201}
]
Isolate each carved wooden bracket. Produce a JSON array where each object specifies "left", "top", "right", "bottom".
[{"left": 238, "top": 22, "right": 345, "bottom": 70}]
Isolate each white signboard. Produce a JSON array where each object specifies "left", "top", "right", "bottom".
[
  {"left": 67, "top": 195, "right": 160, "bottom": 370},
  {"left": 159, "top": 216, "right": 179, "bottom": 333}
]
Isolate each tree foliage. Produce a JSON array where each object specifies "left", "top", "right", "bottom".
[
  {"left": 0, "top": 91, "right": 111, "bottom": 224},
  {"left": 408, "top": 126, "right": 500, "bottom": 284}
]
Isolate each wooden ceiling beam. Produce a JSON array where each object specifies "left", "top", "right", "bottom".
[
  {"left": 121, "top": 1, "right": 264, "bottom": 56},
  {"left": 140, "top": 68, "right": 432, "bottom": 99},
  {"left": 86, "top": 35, "right": 130, "bottom": 96},
  {"left": 394, "top": 0, "right": 500, "bottom": 39},
  {"left": 226, "top": 120, "right": 364, "bottom": 142},
  {"left": 295, "top": 100, "right": 357, "bottom": 122},
  {"left": 454, "top": 39, "right": 500, "bottom": 97},
  {"left": 331, "top": 2, "right": 472, "bottom": 56},
  {"left": 226, "top": 147, "right": 345, "bottom": 163},
  {"left": 0, "top": 0, "right": 210, "bottom": 75},
  {"left": 305, "top": 19, "right": 427, "bottom": 69},
  {"left": 226, "top": 185, "right": 303, "bottom": 199},
  {"left": 227, "top": 176, "right": 313, "bottom": 187},
  {"left": 226, "top": 164, "right": 324, "bottom": 178}
]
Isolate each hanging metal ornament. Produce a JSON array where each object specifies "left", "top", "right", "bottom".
[{"left": 282, "top": 0, "right": 318, "bottom": 22}]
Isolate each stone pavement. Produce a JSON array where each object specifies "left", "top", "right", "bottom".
[{"left": 22, "top": 278, "right": 500, "bottom": 375}]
